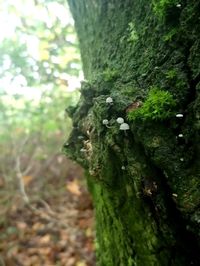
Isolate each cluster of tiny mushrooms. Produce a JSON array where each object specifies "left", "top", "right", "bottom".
[
  {"left": 102, "top": 97, "right": 130, "bottom": 131},
  {"left": 102, "top": 97, "right": 185, "bottom": 162},
  {"left": 175, "top": 113, "right": 184, "bottom": 162},
  {"left": 79, "top": 96, "right": 185, "bottom": 171}
]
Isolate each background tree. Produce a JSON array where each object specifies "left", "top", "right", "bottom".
[{"left": 64, "top": 0, "right": 200, "bottom": 265}]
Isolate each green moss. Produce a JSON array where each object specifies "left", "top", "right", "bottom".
[
  {"left": 163, "top": 28, "right": 178, "bottom": 41},
  {"left": 102, "top": 68, "right": 119, "bottom": 82},
  {"left": 165, "top": 69, "right": 178, "bottom": 79},
  {"left": 153, "top": 0, "right": 180, "bottom": 18},
  {"left": 128, "top": 22, "right": 138, "bottom": 42},
  {"left": 91, "top": 171, "right": 161, "bottom": 266},
  {"left": 127, "top": 87, "right": 176, "bottom": 121}
]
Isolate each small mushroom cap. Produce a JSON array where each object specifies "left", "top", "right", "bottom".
[
  {"left": 102, "top": 119, "right": 109, "bottom": 125},
  {"left": 116, "top": 117, "right": 124, "bottom": 124},
  {"left": 176, "top": 113, "right": 183, "bottom": 118},
  {"left": 176, "top": 3, "right": 181, "bottom": 7},
  {"left": 120, "top": 123, "right": 130, "bottom": 130},
  {"left": 178, "top": 134, "right": 183, "bottom": 138},
  {"left": 106, "top": 97, "right": 113, "bottom": 103}
]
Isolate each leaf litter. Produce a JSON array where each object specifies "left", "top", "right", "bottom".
[{"left": 0, "top": 159, "right": 95, "bottom": 266}]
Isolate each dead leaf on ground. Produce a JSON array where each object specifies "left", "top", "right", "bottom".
[
  {"left": 78, "top": 218, "right": 93, "bottom": 229},
  {"left": 66, "top": 180, "right": 81, "bottom": 196},
  {"left": 40, "top": 234, "right": 51, "bottom": 244},
  {"left": 76, "top": 261, "right": 87, "bottom": 266},
  {"left": 16, "top": 221, "right": 27, "bottom": 230},
  {"left": 22, "top": 175, "right": 34, "bottom": 186}
]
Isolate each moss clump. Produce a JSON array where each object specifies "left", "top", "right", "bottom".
[
  {"left": 153, "top": 0, "right": 179, "bottom": 14},
  {"left": 102, "top": 68, "right": 119, "bottom": 82},
  {"left": 163, "top": 28, "right": 178, "bottom": 41},
  {"left": 127, "top": 88, "right": 176, "bottom": 121},
  {"left": 165, "top": 69, "right": 178, "bottom": 79},
  {"left": 153, "top": 0, "right": 181, "bottom": 24},
  {"left": 128, "top": 22, "right": 138, "bottom": 42}
]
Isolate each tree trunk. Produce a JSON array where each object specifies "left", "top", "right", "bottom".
[{"left": 64, "top": 1, "right": 200, "bottom": 265}]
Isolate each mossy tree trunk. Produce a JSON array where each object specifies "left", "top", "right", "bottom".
[{"left": 64, "top": 1, "right": 200, "bottom": 265}]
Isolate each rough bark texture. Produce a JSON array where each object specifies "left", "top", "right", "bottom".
[{"left": 64, "top": 1, "right": 200, "bottom": 265}]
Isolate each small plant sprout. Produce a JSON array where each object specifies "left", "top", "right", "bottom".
[
  {"left": 116, "top": 117, "right": 124, "bottom": 124},
  {"left": 102, "top": 119, "right": 111, "bottom": 128},
  {"left": 106, "top": 97, "right": 113, "bottom": 104},
  {"left": 176, "top": 113, "right": 183, "bottom": 118},
  {"left": 178, "top": 134, "right": 184, "bottom": 138}
]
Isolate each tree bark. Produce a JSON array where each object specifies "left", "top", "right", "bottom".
[{"left": 64, "top": 0, "right": 200, "bottom": 265}]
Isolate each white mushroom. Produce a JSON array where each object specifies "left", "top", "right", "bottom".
[
  {"left": 121, "top": 166, "right": 126, "bottom": 170},
  {"left": 119, "top": 123, "right": 130, "bottom": 135},
  {"left": 178, "top": 134, "right": 183, "bottom": 138},
  {"left": 78, "top": 135, "right": 84, "bottom": 140},
  {"left": 180, "top": 158, "right": 184, "bottom": 162},
  {"left": 106, "top": 97, "right": 113, "bottom": 104},
  {"left": 176, "top": 4, "right": 181, "bottom": 8},
  {"left": 102, "top": 119, "right": 109, "bottom": 125},
  {"left": 120, "top": 123, "right": 130, "bottom": 130},
  {"left": 102, "top": 119, "right": 112, "bottom": 128},
  {"left": 116, "top": 117, "right": 124, "bottom": 124},
  {"left": 176, "top": 113, "right": 183, "bottom": 118}
]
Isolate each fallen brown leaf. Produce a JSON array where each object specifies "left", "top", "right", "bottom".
[{"left": 66, "top": 181, "right": 81, "bottom": 196}]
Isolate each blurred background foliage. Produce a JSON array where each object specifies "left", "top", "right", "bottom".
[
  {"left": 0, "top": 0, "right": 83, "bottom": 216},
  {"left": 0, "top": 2, "right": 96, "bottom": 265},
  {"left": 0, "top": 1, "right": 96, "bottom": 265}
]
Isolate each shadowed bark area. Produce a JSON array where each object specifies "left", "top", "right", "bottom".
[{"left": 64, "top": 0, "right": 200, "bottom": 265}]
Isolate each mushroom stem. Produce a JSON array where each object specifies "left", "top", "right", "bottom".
[{"left": 106, "top": 125, "right": 112, "bottom": 128}]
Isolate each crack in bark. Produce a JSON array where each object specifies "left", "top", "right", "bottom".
[{"left": 150, "top": 165, "right": 200, "bottom": 265}]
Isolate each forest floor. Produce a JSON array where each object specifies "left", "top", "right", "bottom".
[{"left": 0, "top": 157, "right": 95, "bottom": 266}]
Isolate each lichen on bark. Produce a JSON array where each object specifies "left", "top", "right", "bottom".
[{"left": 64, "top": 0, "right": 200, "bottom": 265}]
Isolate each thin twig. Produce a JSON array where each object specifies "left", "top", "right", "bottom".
[
  {"left": 0, "top": 256, "right": 6, "bottom": 266},
  {"left": 16, "top": 156, "right": 30, "bottom": 204},
  {"left": 21, "top": 148, "right": 38, "bottom": 176}
]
